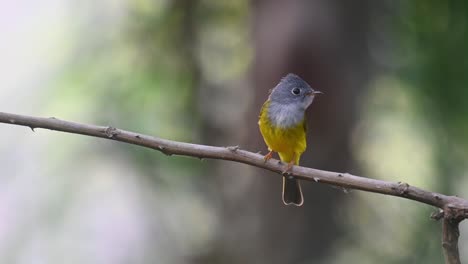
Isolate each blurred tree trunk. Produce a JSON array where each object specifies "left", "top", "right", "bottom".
[
  {"left": 193, "top": 1, "right": 373, "bottom": 264},
  {"left": 244, "top": 1, "right": 371, "bottom": 263}
]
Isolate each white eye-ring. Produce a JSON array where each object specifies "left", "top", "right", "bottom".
[{"left": 291, "top": 87, "right": 301, "bottom": 95}]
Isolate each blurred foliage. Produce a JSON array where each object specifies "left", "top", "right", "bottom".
[
  {"left": 46, "top": 0, "right": 250, "bottom": 179},
  {"left": 37, "top": 1, "right": 250, "bottom": 263},
  {"left": 397, "top": 0, "right": 468, "bottom": 189},
  {"left": 47, "top": 1, "right": 203, "bottom": 183},
  {"left": 330, "top": 76, "right": 443, "bottom": 264},
  {"left": 395, "top": 2, "right": 468, "bottom": 260},
  {"left": 331, "top": 1, "right": 468, "bottom": 263}
]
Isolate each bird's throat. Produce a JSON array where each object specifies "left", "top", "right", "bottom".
[{"left": 267, "top": 101, "right": 305, "bottom": 128}]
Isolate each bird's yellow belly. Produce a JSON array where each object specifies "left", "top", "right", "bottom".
[{"left": 258, "top": 118, "right": 306, "bottom": 164}]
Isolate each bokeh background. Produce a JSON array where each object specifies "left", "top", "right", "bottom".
[{"left": 1, "top": 0, "right": 468, "bottom": 263}]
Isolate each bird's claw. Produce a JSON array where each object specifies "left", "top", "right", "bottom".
[
  {"left": 282, "top": 161, "right": 294, "bottom": 175},
  {"left": 263, "top": 151, "right": 273, "bottom": 163}
]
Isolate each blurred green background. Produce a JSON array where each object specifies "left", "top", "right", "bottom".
[{"left": 1, "top": 0, "right": 467, "bottom": 263}]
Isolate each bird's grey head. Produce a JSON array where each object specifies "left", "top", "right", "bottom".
[{"left": 269, "top": 73, "right": 321, "bottom": 111}]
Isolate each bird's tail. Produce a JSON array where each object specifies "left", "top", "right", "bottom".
[{"left": 282, "top": 176, "right": 304, "bottom": 206}]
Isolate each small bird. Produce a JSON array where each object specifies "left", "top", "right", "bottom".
[{"left": 258, "top": 73, "right": 321, "bottom": 206}]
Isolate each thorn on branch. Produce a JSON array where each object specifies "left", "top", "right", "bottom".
[
  {"left": 105, "top": 126, "right": 119, "bottom": 138},
  {"left": 442, "top": 241, "right": 451, "bottom": 250},
  {"left": 337, "top": 173, "right": 343, "bottom": 177},
  {"left": 157, "top": 145, "right": 172, "bottom": 156},
  {"left": 313, "top": 177, "right": 320, "bottom": 182},
  {"left": 227, "top": 145, "right": 239, "bottom": 152},
  {"left": 135, "top": 135, "right": 141, "bottom": 139},
  {"left": 329, "top": 185, "right": 350, "bottom": 194},
  {"left": 396, "top": 182, "right": 410, "bottom": 195},
  {"left": 431, "top": 209, "right": 444, "bottom": 221},
  {"left": 29, "top": 126, "right": 35, "bottom": 132}
]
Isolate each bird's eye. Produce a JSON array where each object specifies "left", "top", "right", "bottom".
[{"left": 291, "top": 88, "right": 301, "bottom": 95}]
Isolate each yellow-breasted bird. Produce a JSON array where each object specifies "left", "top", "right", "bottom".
[{"left": 258, "top": 73, "right": 321, "bottom": 206}]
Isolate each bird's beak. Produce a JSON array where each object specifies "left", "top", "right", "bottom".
[{"left": 307, "top": 90, "right": 323, "bottom": 96}]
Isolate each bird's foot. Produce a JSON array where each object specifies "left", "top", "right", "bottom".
[
  {"left": 263, "top": 151, "right": 274, "bottom": 163},
  {"left": 282, "top": 160, "right": 294, "bottom": 175}
]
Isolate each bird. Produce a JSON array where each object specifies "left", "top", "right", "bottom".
[{"left": 258, "top": 73, "right": 321, "bottom": 206}]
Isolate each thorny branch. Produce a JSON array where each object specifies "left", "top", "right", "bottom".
[{"left": 0, "top": 111, "right": 466, "bottom": 263}]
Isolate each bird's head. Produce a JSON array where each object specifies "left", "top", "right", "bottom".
[{"left": 269, "top": 73, "right": 322, "bottom": 110}]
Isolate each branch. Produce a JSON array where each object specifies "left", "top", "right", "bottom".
[
  {"left": 443, "top": 218, "right": 461, "bottom": 264},
  {"left": 442, "top": 205, "right": 463, "bottom": 264},
  {"left": 0, "top": 111, "right": 466, "bottom": 263}
]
